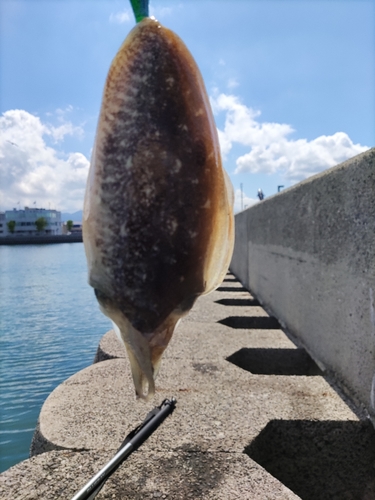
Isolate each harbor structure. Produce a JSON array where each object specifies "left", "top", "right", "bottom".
[
  {"left": 62, "top": 221, "right": 82, "bottom": 235},
  {"left": 1, "top": 207, "right": 62, "bottom": 237}
]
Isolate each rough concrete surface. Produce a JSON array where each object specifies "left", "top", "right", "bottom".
[
  {"left": 231, "top": 148, "right": 375, "bottom": 421},
  {"left": 29, "top": 357, "right": 355, "bottom": 456},
  {"left": 0, "top": 450, "right": 299, "bottom": 500},
  {"left": 1, "top": 274, "right": 373, "bottom": 499}
]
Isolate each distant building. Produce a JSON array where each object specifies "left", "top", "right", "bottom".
[
  {"left": 62, "top": 221, "right": 82, "bottom": 235},
  {"left": 1, "top": 207, "right": 62, "bottom": 237},
  {"left": 0, "top": 212, "right": 6, "bottom": 236}
]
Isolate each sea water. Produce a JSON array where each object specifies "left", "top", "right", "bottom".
[{"left": 0, "top": 243, "right": 110, "bottom": 472}]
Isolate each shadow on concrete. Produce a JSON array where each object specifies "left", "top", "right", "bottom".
[
  {"left": 218, "top": 316, "right": 280, "bottom": 329},
  {"left": 216, "top": 286, "right": 247, "bottom": 292},
  {"left": 226, "top": 348, "right": 323, "bottom": 376},
  {"left": 154, "top": 444, "right": 223, "bottom": 497},
  {"left": 245, "top": 419, "right": 375, "bottom": 500},
  {"left": 103, "top": 445, "right": 228, "bottom": 498},
  {"left": 215, "top": 298, "right": 260, "bottom": 306},
  {"left": 222, "top": 277, "right": 238, "bottom": 282}
]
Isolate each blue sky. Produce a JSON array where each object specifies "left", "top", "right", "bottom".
[{"left": 0, "top": 0, "right": 374, "bottom": 213}]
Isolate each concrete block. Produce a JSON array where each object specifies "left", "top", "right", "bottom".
[
  {"left": 0, "top": 449, "right": 301, "bottom": 499},
  {"left": 30, "top": 357, "right": 355, "bottom": 457}
]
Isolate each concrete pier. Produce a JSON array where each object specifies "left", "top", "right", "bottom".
[
  {"left": 231, "top": 148, "right": 375, "bottom": 421},
  {"left": 1, "top": 274, "right": 374, "bottom": 499},
  {"left": 0, "top": 234, "right": 82, "bottom": 245}
]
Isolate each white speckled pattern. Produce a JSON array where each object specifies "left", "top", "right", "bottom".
[{"left": 83, "top": 17, "right": 234, "bottom": 399}]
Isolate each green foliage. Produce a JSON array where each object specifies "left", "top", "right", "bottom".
[
  {"left": 66, "top": 220, "right": 73, "bottom": 231},
  {"left": 7, "top": 220, "right": 16, "bottom": 233},
  {"left": 35, "top": 217, "right": 47, "bottom": 232}
]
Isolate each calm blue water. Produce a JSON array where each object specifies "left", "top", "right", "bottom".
[{"left": 0, "top": 243, "right": 110, "bottom": 473}]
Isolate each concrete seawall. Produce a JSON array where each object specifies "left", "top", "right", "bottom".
[
  {"left": 231, "top": 147, "right": 375, "bottom": 421},
  {"left": 0, "top": 234, "right": 82, "bottom": 245}
]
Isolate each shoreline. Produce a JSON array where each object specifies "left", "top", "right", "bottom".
[{"left": 0, "top": 234, "right": 83, "bottom": 245}]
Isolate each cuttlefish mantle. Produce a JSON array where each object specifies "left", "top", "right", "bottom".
[{"left": 83, "top": 17, "right": 234, "bottom": 400}]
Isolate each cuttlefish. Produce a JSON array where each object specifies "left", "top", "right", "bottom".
[{"left": 83, "top": 16, "right": 234, "bottom": 400}]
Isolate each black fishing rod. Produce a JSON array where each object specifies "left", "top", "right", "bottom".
[{"left": 71, "top": 397, "right": 177, "bottom": 500}]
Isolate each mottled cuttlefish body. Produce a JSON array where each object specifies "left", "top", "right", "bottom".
[{"left": 83, "top": 17, "right": 234, "bottom": 400}]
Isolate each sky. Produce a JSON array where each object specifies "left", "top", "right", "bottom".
[{"left": 0, "top": 0, "right": 374, "bottom": 214}]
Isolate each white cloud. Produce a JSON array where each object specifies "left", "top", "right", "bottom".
[
  {"left": 217, "top": 129, "right": 232, "bottom": 158},
  {"left": 50, "top": 105, "right": 84, "bottom": 142},
  {"left": 0, "top": 110, "right": 89, "bottom": 212},
  {"left": 49, "top": 121, "right": 84, "bottom": 143},
  {"left": 236, "top": 131, "right": 366, "bottom": 183},
  {"left": 109, "top": 9, "right": 132, "bottom": 24},
  {"left": 227, "top": 78, "right": 239, "bottom": 89},
  {"left": 212, "top": 93, "right": 368, "bottom": 183},
  {"left": 234, "top": 188, "right": 258, "bottom": 214}
]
